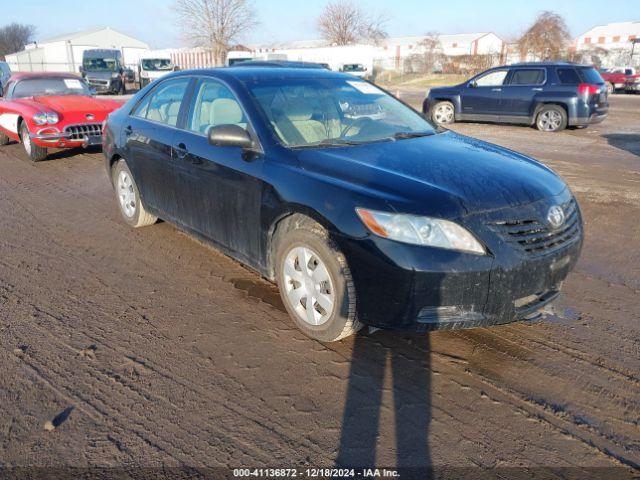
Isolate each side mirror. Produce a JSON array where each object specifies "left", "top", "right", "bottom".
[
  {"left": 468, "top": 81, "right": 477, "bottom": 88},
  {"left": 208, "top": 124, "right": 254, "bottom": 149}
]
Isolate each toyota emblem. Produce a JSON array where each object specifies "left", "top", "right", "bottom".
[{"left": 547, "top": 205, "right": 565, "bottom": 229}]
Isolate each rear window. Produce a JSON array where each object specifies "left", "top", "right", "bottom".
[
  {"left": 510, "top": 69, "right": 545, "bottom": 85},
  {"left": 578, "top": 67, "right": 604, "bottom": 84},
  {"left": 556, "top": 68, "right": 581, "bottom": 85}
]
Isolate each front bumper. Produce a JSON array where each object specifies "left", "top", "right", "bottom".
[
  {"left": 31, "top": 131, "right": 102, "bottom": 148},
  {"left": 339, "top": 190, "right": 583, "bottom": 332}
]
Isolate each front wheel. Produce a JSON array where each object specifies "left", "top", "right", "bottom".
[
  {"left": 536, "top": 105, "right": 567, "bottom": 132},
  {"left": 275, "top": 219, "right": 362, "bottom": 342},
  {"left": 112, "top": 160, "right": 158, "bottom": 228},
  {"left": 430, "top": 101, "right": 455, "bottom": 126},
  {"left": 20, "top": 122, "right": 47, "bottom": 161}
]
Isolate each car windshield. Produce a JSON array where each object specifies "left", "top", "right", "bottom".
[
  {"left": 246, "top": 77, "right": 436, "bottom": 148},
  {"left": 83, "top": 57, "right": 118, "bottom": 72},
  {"left": 11, "top": 77, "right": 92, "bottom": 98},
  {"left": 141, "top": 59, "right": 173, "bottom": 71}
]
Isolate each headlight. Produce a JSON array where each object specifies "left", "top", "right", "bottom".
[
  {"left": 356, "top": 208, "right": 486, "bottom": 255},
  {"left": 33, "top": 112, "right": 48, "bottom": 125},
  {"left": 46, "top": 112, "right": 59, "bottom": 124}
]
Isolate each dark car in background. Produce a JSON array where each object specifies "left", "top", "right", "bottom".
[
  {"left": 103, "top": 67, "right": 583, "bottom": 342},
  {"left": 80, "top": 49, "right": 128, "bottom": 95},
  {"left": 424, "top": 62, "right": 608, "bottom": 132},
  {"left": 0, "top": 61, "right": 11, "bottom": 92}
]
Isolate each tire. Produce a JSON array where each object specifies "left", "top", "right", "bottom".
[
  {"left": 111, "top": 159, "right": 158, "bottom": 228},
  {"left": 20, "top": 122, "right": 47, "bottom": 161},
  {"left": 430, "top": 100, "right": 455, "bottom": 126},
  {"left": 0, "top": 130, "right": 10, "bottom": 146},
  {"left": 275, "top": 217, "right": 362, "bottom": 342},
  {"left": 536, "top": 105, "right": 567, "bottom": 133}
]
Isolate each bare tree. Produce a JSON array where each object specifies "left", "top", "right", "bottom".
[
  {"left": 173, "top": 0, "right": 258, "bottom": 66},
  {"left": 518, "top": 11, "right": 571, "bottom": 61},
  {"left": 0, "top": 23, "right": 36, "bottom": 59},
  {"left": 317, "top": 0, "right": 388, "bottom": 46}
]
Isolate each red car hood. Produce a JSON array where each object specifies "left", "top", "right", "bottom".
[{"left": 17, "top": 95, "right": 123, "bottom": 121}]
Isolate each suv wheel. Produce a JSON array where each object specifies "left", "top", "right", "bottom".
[
  {"left": 112, "top": 159, "right": 158, "bottom": 227},
  {"left": 430, "top": 101, "right": 455, "bottom": 125},
  {"left": 275, "top": 219, "right": 362, "bottom": 342},
  {"left": 20, "top": 122, "right": 48, "bottom": 161},
  {"left": 536, "top": 105, "right": 567, "bottom": 133}
]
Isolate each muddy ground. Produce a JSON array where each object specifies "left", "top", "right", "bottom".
[{"left": 0, "top": 94, "right": 639, "bottom": 478}]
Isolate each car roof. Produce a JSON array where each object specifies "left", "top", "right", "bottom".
[
  {"left": 172, "top": 66, "right": 351, "bottom": 81},
  {"left": 509, "top": 61, "right": 593, "bottom": 68},
  {"left": 9, "top": 72, "right": 82, "bottom": 81},
  {"left": 233, "top": 60, "right": 328, "bottom": 69}
]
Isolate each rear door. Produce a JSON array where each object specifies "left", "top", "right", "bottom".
[
  {"left": 460, "top": 69, "right": 508, "bottom": 118},
  {"left": 500, "top": 68, "right": 546, "bottom": 121},
  {"left": 123, "top": 76, "right": 192, "bottom": 219}
]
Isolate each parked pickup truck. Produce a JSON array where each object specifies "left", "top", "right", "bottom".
[{"left": 600, "top": 67, "right": 637, "bottom": 93}]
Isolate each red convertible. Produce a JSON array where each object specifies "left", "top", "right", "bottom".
[{"left": 0, "top": 72, "right": 123, "bottom": 161}]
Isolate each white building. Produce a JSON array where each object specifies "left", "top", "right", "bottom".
[
  {"left": 5, "top": 26, "right": 150, "bottom": 73},
  {"left": 576, "top": 21, "right": 639, "bottom": 51}
]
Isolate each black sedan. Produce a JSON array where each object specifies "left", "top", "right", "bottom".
[{"left": 103, "top": 67, "right": 583, "bottom": 342}]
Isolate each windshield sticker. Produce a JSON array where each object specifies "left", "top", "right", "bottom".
[
  {"left": 63, "top": 79, "right": 83, "bottom": 89},
  {"left": 347, "top": 81, "right": 382, "bottom": 95}
]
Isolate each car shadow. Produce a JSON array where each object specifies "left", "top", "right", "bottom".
[
  {"left": 41, "top": 145, "right": 102, "bottom": 162},
  {"left": 602, "top": 134, "right": 640, "bottom": 157}
]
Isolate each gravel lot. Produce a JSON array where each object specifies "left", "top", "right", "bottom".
[{"left": 0, "top": 93, "right": 639, "bottom": 477}]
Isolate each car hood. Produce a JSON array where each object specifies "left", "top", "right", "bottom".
[
  {"left": 295, "top": 131, "right": 567, "bottom": 218},
  {"left": 19, "top": 95, "right": 123, "bottom": 118}
]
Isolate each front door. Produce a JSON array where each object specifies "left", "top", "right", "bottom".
[
  {"left": 171, "top": 77, "right": 264, "bottom": 263},
  {"left": 123, "top": 77, "right": 191, "bottom": 219},
  {"left": 460, "top": 69, "right": 508, "bottom": 118},
  {"left": 500, "top": 68, "right": 546, "bottom": 121}
]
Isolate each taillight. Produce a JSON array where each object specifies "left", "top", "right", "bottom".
[{"left": 578, "top": 83, "right": 600, "bottom": 101}]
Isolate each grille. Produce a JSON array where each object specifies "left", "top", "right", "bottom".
[
  {"left": 88, "top": 79, "right": 109, "bottom": 86},
  {"left": 488, "top": 199, "right": 581, "bottom": 256},
  {"left": 64, "top": 123, "right": 103, "bottom": 141}
]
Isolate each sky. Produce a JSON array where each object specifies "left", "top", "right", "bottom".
[{"left": 2, "top": 0, "right": 638, "bottom": 49}]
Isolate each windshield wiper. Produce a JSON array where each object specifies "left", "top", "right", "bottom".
[
  {"left": 293, "top": 138, "right": 363, "bottom": 149},
  {"left": 391, "top": 131, "right": 435, "bottom": 140}
]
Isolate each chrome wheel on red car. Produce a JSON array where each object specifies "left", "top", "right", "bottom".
[{"left": 20, "top": 122, "right": 47, "bottom": 162}]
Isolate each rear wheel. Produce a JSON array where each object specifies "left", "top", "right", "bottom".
[
  {"left": 20, "top": 122, "right": 47, "bottom": 161},
  {"left": 0, "top": 130, "right": 10, "bottom": 146},
  {"left": 536, "top": 105, "right": 567, "bottom": 133},
  {"left": 275, "top": 218, "right": 362, "bottom": 342},
  {"left": 112, "top": 159, "right": 157, "bottom": 228},
  {"left": 430, "top": 101, "right": 455, "bottom": 126}
]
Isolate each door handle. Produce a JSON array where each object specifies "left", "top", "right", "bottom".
[
  {"left": 491, "top": 88, "right": 502, "bottom": 92},
  {"left": 174, "top": 142, "right": 188, "bottom": 159}
]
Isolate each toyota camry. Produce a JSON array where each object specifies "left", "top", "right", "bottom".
[{"left": 103, "top": 67, "right": 583, "bottom": 342}]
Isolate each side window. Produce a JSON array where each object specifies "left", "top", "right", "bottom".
[
  {"left": 557, "top": 68, "right": 581, "bottom": 85},
  {"left": 509, "top": 69, "right": 545, "bottom": 85},
  {"left": 188, "top": 78, "right": 247, "bottom": 134},
  {"left": 474, "top": 70, "right": 508, "bottom": 87},
  {"left": 132, "top": 77, "right": 190, "bottom": 127}
]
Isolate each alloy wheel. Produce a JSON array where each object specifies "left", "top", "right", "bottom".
[
  {"left": 117, "top": 170, "right": 137, "bottom": 218},
  {"left": 282, "top": 246, "right": 335, "bottom": 326},
  {"left": 23, "top": 128, "right": 32, "bottom": 155},
  {"left": 538, "top": 110, "right": 562, "bottom": 132},
  {"left": 434, "top": 104, "right": 454, "bottom": 124}
]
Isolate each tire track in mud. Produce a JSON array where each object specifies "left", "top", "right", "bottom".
[{"left": 1, "top": 145, "right": 638, "bottom": 469}]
